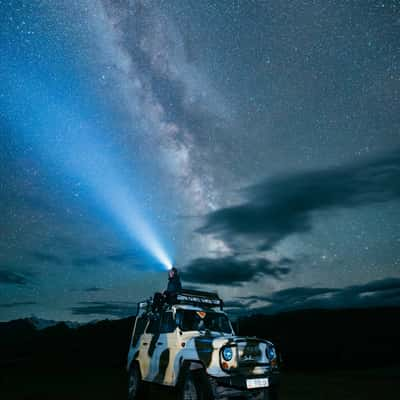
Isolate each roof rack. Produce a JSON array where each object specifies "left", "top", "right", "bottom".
[
  {"left": 175, "top": 289, "right": 224, "bottom": 310},
  {"left": 135, "top": 290, "right": 224, "bottom": 317}
]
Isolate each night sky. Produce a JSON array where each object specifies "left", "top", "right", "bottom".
[{"left": 1, "top": 0, "right": 399, "bottom": 322}]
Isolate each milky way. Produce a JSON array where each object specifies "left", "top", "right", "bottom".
[{"left": 1, "top": 0, "right": 399, "bottom": 321}]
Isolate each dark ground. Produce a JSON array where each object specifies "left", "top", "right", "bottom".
[
  {"left": 2, "top": 365, "right": 400, "bottom": 399},
  {"left": 1, "top": 307, "right": 400, "bottom": 399}
]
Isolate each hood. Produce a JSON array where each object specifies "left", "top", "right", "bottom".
[{"left": 191, "top": 332, "right": 232, "bottom": 349}]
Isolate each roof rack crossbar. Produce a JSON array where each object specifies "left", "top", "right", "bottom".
[
  {"left": 176, "top": 289, "right": 224, "bottom": 310},
  {"left": 136, "top": 290, "right": 224, "bottom": 316}
]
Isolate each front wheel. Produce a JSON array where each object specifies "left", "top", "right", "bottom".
[
  {"left": 128, "top": 364, "right": 143, "bottom": 400},
  {"left": 178, "top": 369, "right": 215, "bottom": 400},
  {"left": 253, "top": 386, "right": 279, "bottom": 400},
  {"left": 179, "top": 370, "right": 199, "bottom": 400}
]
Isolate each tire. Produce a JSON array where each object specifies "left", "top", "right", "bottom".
[
  {"left": 178, "top": 370, "right": 200, "bottom": 400},
  {"left": 192, "top": 369, "right": 215, "bottom": 400},
  {"left": 178, "top": 368, "right": 215, "bottom": 400},
  {"left": 128, "top": 364, "right": 144, "bottom": 400},
  {"left": 252, "top": 386, "right": 279, "bottom": 400}
]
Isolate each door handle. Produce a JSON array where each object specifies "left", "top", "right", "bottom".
[
  {"left": 142, "top": 342, "right": 148, "bottom": 346},
  {"left": 157, "top": 342, "right": 163, "bottom": 345}
]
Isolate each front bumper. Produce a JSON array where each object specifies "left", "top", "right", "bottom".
[{"left": 209, "top": 371, "right": 280, "bottom": 398}]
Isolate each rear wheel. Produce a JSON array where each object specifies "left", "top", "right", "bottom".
[{"left": 128, "top": 364, "right": 143, "bottom": 400}]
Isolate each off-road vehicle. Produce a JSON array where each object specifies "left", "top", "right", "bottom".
[{"left": 127, "top": 289, "right": 280, "bottom": 399}]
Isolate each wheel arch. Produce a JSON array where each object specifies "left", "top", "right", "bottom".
[
  {"left": 178, "top": 360, "right": 215, "bottom": 400},
  {"left": 177, "top": 359, "right": 206, "bottom": 386},
  {"left": 128, "top": 359, "right": 142, "bottom": 377}
]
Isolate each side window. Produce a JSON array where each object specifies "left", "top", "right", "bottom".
[
  {"left": 160, "top": 312, "right": 176, "bottom": 333},
  {"left": 181, "top": 311, "right": 199, "bottom": 331},
  {"left": 146, "top": 316, "right": 160, "bottom": 334},
  {"left": 132, "top": 316, "right": 147, "bottom": 347},
  {"left": 176, "top": 310, "right": 183, "bottom": 329}
]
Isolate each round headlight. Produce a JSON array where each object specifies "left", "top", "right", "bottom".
[
  {"left": 222, "top": 347, "right": 233, "bottom": 361},
  {"left": 267, "top": 345, "right": 277, "bottom": 360}
]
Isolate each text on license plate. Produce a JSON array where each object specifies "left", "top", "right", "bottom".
[{"left": 246, "top": 378, "right": 269, "bottom": 389}]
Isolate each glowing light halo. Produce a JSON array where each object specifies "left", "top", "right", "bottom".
[
  {"left": 102, "top": 182, "right": 173, "bottom": 271},
  {"left": 62, "top": 131, "right": 174, "bottom": 271},
  {"left": 3, "top": 70, "right": 173, "bottom": 271}
]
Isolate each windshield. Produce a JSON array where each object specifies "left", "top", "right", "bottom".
[{"left": 176, "top": 310, "right": 233, "bottom": 334}]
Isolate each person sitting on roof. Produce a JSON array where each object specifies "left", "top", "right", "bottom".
[{"left": 164, "top": 267, "right": 182, "bottom": 305}]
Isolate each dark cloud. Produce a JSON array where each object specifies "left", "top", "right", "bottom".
[
  {"left": 0, "top": 270, "right": 31, "bottom": 285},
  {"left": 182, "top": 256, "right": 290, "bottom": 286},
  {"left": 233, "top": 278, "right": 400, "bottom": 315},
  {"left": 105, "top": 251, "right": 140, "bottom": 263},
  {"left": 0, "top": 301, "right": 37, "bottom": 308},
  {"left": 70, "top": 301, "right": 137, "bottom": 318},
  {"left": 29, "top": 251, "right": 64, "bottom": 266},
  {"left": 277, "top": 257, "right": 295, "bottom": 266},
  {"left": 83, "top": 287, "right": 105, "bottom": 292},
  {"left": 223, "top": 300, "right": 246, "bottom": 309},
  {"left": 241, "top": 287, "right": 341, "bottom": 307},
  {"left": 72, "top": 251, "right": 146, "bottom": 268},
  {"left": 72, "top": 256, "right": 102, "bottom": 268},
  {"left": 198, "top": 151, "right": 400, "bottom": 250},
  {"left": 356, "top": 278, "right": 400, "bottom": 293}
]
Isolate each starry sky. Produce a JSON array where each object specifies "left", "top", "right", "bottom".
[{"left": 1, "top": 0, "right": 399, "bottom": 322}]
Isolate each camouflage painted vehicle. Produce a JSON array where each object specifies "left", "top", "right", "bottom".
[{"left": 127, "top": 289, "right": 280, "bottom": 399}]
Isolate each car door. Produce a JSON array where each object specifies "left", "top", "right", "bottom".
[
  {"left": 139, "top": 315, "right": 160, "bottom": 382},
  {"left": 128, "top": 315, "right": 147, "bottom": 370},
  {"left": 150, "top": 311, "right": 178, "bottom": 385}
]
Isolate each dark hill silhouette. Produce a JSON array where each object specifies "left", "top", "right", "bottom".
[
  {"left": 1, "top": 307, "right": 400, "bottom": 400},
  {"left": 0, "top": 316, "right": 135, "bottom": 369},
  {"left": 235, "top": 306, "right": 400, "bottom": 369},
  {"left": 1, "top": 307, "right": 399, "bottom": 371}
]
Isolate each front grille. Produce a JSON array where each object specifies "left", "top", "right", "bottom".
[{"left": 237, "top": 342, "right": 264, "bottom": 365}]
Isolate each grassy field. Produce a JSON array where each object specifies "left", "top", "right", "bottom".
[{"left": 2, "top": 365, "right": 399, "bottom": 399}]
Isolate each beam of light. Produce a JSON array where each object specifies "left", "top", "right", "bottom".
[
  {"left": 103, "top": 182, "right": 174, "bottom": 271},
  {"left": 2, "top": 62, "right": 173, "bottom": 271}
]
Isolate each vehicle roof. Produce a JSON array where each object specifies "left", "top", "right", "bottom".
[
  {"left": 136, "top": 303, "right": 227, "bottom": 318},
  {"left": 136, "top": 289, "right": 225, "bottom": 317},
  {"left": 172, "top": 304, "right": 227, "bottom": 313}
]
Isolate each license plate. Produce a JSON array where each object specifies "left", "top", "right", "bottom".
[{"left": 246, "top": 378, "right": 269, "bottom": 389}]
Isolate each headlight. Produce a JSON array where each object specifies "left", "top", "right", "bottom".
[
  {"left": 222, "top": 347, "right": 233, "bottom": 361},
  {"left": 267, "top": 345, "right": 277, "bottom": 360}
]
